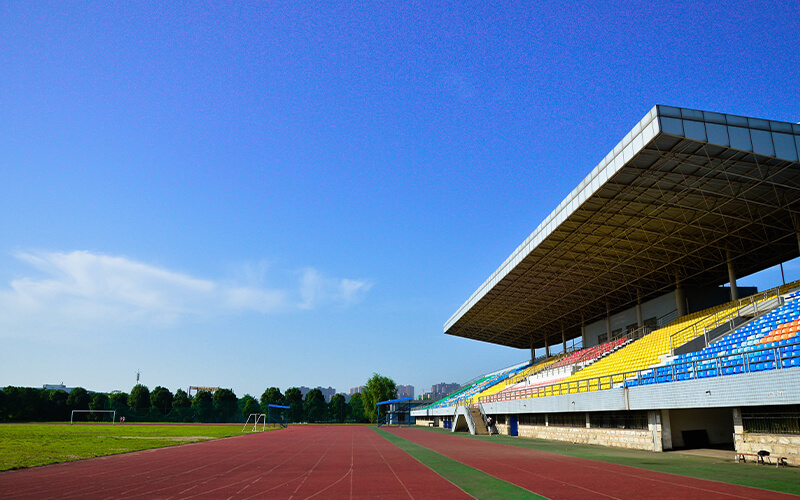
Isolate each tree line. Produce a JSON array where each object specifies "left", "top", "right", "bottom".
[{"left": 0, "top": 374, "right": 397, "bottom": 424}]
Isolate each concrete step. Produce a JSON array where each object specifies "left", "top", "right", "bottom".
[{"left": 470, "top": 408, "right": 488, "bottom": 435}]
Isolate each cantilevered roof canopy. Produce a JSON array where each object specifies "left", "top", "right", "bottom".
[{"left": 445, "top": 105, "right": 800, "bottom": 349}]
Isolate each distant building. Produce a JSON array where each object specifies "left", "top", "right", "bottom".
[
  {"left": 43, "top": 384, "right": 100, "bottom": 394},
  {"left": 430, "top": 382, "right": 460, "bottom": 399},
  {"left": 299, "top": 386, "right": 337, "bottom": 402},
  {"left": 318, "top": 386, "right": 336, "bottom": 403},
  {"left": 348, "top": 385, "right": 416, "bottom": 399},
  {"left": 43, "top": 384, "right": 76, "bottom": 393},
  {"left": 396, "top": 384, "right": 414, "bottom": 399},
  {"left": 188, "top": 386, "right": 221, "bottom": 397}
]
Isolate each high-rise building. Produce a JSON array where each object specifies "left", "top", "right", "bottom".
[
  {"left": 430, "top": 382, "right": 460, "bottom": 398},
  {"left": 396, "top": 384, "right": 414, "bottom": 398},
  {"left": 318, "top": 386, "right": 336, "bottom": 403},
  {"left": 298, "top": 386, "right": 337, "bottom": 402}
]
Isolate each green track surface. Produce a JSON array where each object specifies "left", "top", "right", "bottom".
[
  {"left": 420, "top": 427, "right": 800, "bottom": 496},
  {"left": 0, "top": 423, "right": 264, "bottom": 471},
  {"left": 374, "top": 427, "right": 544, "bottom": 499}
]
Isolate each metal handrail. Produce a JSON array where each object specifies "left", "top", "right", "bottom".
[
  {"left": 611, "top": 306, "right": 678, "bottom": 344},
  {"left": 507, "top": 354, "right": 564, "bottom": 386},
  {"left": 613, "top": 325, "right": 652, "bottom": 343},
  {"left": 428, "top": 362, "right": 529, "bottom": 409},
  {"left": 668, "top": 288, "right": 780, "bottom": 352},
  {"left": 508, "top": 341, "right": 586, "bottom": 387},
  {"left": 658, "top": 309, "right": 679, "bottom": 328},
  {"left": 573, "top": 337, "right": 626, "bottom": 365},
  {"left": 479, "top": 340, "right": 799, "bottom": 404},
  {"left": 477, "top": 402, "right": 487, "bottom": 423},
  {"left": 462, "top": 404, "right": 475, "bottom": 430},
  {"left": 477, "top": 283, "right": 800, "bottom": 406}
]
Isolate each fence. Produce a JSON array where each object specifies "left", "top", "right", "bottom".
[{"left": 479, "top": 341, "right": 800, "bottom": 404}]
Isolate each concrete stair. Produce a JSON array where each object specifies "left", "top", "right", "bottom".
[{"left": 470, "top": 407, "right": 488, "bottom": 435}]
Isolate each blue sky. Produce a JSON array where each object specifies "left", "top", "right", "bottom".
[{"left": 1, "top": 1, "right": 799, "bottom": 398}]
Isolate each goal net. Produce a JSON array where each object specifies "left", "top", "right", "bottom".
[
  {"left": 70, "top": 409, "right": 116, "bottom": 424},
  {"left": 242, "top": 413, "right": 267, "bottom": 432}
]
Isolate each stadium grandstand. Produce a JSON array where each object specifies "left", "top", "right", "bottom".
[{"left": 412, "top": 105, "right": 800, "bottom": 463}]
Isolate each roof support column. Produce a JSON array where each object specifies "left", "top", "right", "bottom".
[
  {"left": 562, "top": 327, "right": 566, "bottom": 354},
  {"left": 530, "top": 338, "right": 535, "bottom": 363},
  {"left": 605, "top": 304, "right": 611, "bottom": 340},
  {"left": 581, "top": 323, "right": 587, "bottom": 348},
  {"left": 675, "top": 281, "right": 687, "bottom": 318},
  {"left": 545, "top": 336, "right": 550, "bottom": 358},
  {"left": 727, "top": 251, "right": 739, "bottom": 301},
  {"left": 636, "top": 290, "right": 643, "bottom": 328}
]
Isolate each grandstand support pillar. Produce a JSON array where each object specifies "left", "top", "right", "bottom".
[
  {"left": 660, "top": 410, "right": 673, "bottom": 450},
  {"left": 732, "top": 408, "right": 744, "bottom": 436},
  {"left": 675, "top": 282, "right": 687, "bottom": 318},
  {"left": 581, "top": 324, "right": 587, "bottom": 348},
  {"left": 545, "top": 336, "right": 550, "bottom": 357},
  {"left": 727, "top": 251, "right": 739, "bottom": 301},
  {"left": 648, "top": 411, "right": 663, "bottom": 452},
  {"left": 562, "top": 328, "right": 566, "bottom": 354},
  {"left": 636, "top": 291, "right": 643, "bottom": 328}
]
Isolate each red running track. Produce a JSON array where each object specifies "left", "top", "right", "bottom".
[
  {"left": 384, "top": 427, "right": 797, "bottom": 500},
  {"left": 0, "top": 425, "right": 471, "bottom": 499}
]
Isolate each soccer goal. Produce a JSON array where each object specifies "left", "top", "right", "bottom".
[
  {"left": 70, "top": 409, "right": 116, "bottom": 424},
  {"left": 242, "top": 413, "right": 267, "bottom": 432}
]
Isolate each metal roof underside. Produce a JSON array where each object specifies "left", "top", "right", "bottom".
[{"left": 445, "top": 105, "right": 800, "bottom": 350}]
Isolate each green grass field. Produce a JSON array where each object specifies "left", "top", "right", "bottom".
[
  {"left": 4, "top": 423, "right": 799, "bottom": 497},
  {"left": 0, "top": 423, "right": 273, "bottom": 471},
  {"left": 375, "top": 427, "right": 544, "bottom": 499}
]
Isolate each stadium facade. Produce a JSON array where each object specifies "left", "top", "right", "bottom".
[{"left": 413, "top": 105, "right": 800, "bottom": 462}]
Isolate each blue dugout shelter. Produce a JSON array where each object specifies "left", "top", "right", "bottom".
[
  {"left": 376, "top": 397, "right": 413, "bottom": 427},
  {"left": 267, "top": 404, "right": 290, "bottom": 428}
]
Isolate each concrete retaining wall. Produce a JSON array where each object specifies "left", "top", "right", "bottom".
[
  {"left": 496, "top": 423, "right": 658, "bottom": 451},
  {"left": 732, "top": 407, "right": 799, "bottom": 465},
  {"left": 734, "top": 433, "right": 800, "bottom": 466}
]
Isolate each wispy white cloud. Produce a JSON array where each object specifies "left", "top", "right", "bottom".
[
  {"left": 338, "top": 278, "right": 373, "bottom": 304},
  {"left": 298, "top": 267, "right": 373, "bottom": 309},
  {"left": 223, "top": 286, "right": 287, "bottom": 314},
  {"left": 0, "top": 250, "right": 372, "bottom": 341}
]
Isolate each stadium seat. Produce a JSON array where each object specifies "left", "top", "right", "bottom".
[{"left": 444, "top": 282, "right": 800, "bottom": 409}]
